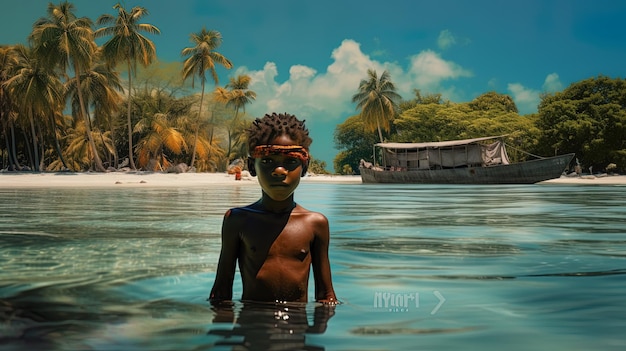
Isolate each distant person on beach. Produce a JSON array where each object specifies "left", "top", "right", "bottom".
[{"left": 210, "top": 112, "right": 338, "bottom": 304}]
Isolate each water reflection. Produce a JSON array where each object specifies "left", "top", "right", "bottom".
[
  {"left": 1, "top": 184, "right": 625, "bottom": 350},
  {"left": 336, "top": 236, "right": 521, "bottom": 256},
  {"left": 208, "top": 301, "right": 335, "bottom": 350}
]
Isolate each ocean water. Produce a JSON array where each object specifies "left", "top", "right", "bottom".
[{"left": 1, "top": 181, "right": 625, "bottom": 350}]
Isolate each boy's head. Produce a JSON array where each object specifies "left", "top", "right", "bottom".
[
  {"left": 246, "top": 113, "right": 312, "bottom": 177},
  {"left": 246, "top": 112, "right": 312, "bottom": 153}
]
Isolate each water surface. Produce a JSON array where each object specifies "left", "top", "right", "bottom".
[{"left": 1, "top": 182, "right": 625, "bottom": 350}]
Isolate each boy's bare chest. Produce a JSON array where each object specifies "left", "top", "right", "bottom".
[{"left": 239, "top": 217, "right": 313, "bottom": 260}]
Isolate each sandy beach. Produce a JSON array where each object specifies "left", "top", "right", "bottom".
[
  {"left": 539, "top": 174, "right": 626, "bottom": 185},
  {"left": 1, "top": 171, "right": 625, "bottom": 188},
  {"left": 0, "top": 171, "right": 365, "bottom": 188}
]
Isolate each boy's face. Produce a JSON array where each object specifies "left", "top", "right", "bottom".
[{"left": 249, "top": 135, "right": 308, "bottom": 202}]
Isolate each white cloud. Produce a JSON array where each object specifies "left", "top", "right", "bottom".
[
  {"left": 406, "top": 50, "right": 472, "bottom": 93},
  {"left": 507, "top": 83, "right": 541, "bottom": 114},
  {"left": 438, "top": 30, "right": 456, "bottom": 50},
  {"left": 239, "top": 39, "right": 386, "bottom": 122},
  {"left": 233, "top": 39, "right": 473, "bottom": 163},
  {"left": 289, "top": 65, "right": 316, "bottom": 80},
  {"left": 236, "top": 41, "right": 475, "bottom": 124},
  {"left": 542, "top": 73, "right": 563, "bottom": 92}
]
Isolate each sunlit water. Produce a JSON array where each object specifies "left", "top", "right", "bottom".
[{"left": 1, "top": 181, "right": 625, "bottom": 350}]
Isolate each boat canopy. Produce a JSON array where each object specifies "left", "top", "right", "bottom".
[
  {"left": 375, "top": 135, "right": 507, "bottom": 149},
  {"left": 374, "top": 136, "right": 511, "bottom": 170}
]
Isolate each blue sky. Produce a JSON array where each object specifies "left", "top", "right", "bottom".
[{"left": 2, "top": 0, "right": 626, "bottom": 167}]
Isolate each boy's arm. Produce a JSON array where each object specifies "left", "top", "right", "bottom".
[
  {"left": 209, "top": 209, "right": 240, "bottom": 302},
  {"left": 311, "top": 213, "right": 338, "bottom": 304}
]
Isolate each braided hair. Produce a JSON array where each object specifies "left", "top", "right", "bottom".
[{"left": 246, "top": 112, "right": 312, "bottom": 153}]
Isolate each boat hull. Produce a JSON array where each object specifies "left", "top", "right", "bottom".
[{"left": 359, "top": 153, "right": 575, "bottom": 184}]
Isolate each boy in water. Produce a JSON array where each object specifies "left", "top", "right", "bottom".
[{"left": 210, "top": 112, "right": 337, "bottom": 304}]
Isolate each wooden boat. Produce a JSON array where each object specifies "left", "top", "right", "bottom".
[{"left": 359, "top": 136, "right": 575, "bottom": 184}]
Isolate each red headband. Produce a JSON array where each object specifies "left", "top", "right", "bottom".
[{"left": 251, "top": 145, "right": 310, "bottom": 162}]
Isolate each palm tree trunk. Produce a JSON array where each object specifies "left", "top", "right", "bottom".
[
  {"left": 126, "top": 60, "right": 137, "bottom": 170},
  {"left": 49, "top": 115, "right": 69, "bottom": 170},
  {"left": 75, "top": 64, "right": 106, "bottom": 172},
  {"left": 226, "top": 107, "right": 240, "bottom": 166},
  {"left": 109, "top": 116, "right": 119, "bottom": 168},
  {"left": 22, "top": 127, "right": 33, "bottom": 170},
  {"left": 28, "top": 109, "right": 39, "bottom": 171},
  {"left": 376, "top": 121, "right": 384, "bottom": 143},
  {"left": 38, "top": 124, "right": 45, "bottom": 171},
  {"left": 52, "top": 131, "right": 68, "bottom": 170},
  {"left": 208, "top": 107, "right": 216, "bottom": 145},
  {"left": 9, "top": 123, "right": 20, "bottom": 170},
  {"left": 37, "top": 121, "right": 46, "bottom": 171},
  {"left": 3, "top": 125, "right": 15, "bottom": 169},
  {"left": 189, "top": 82, "right": 206, "bottom": 170},
  {"left": 375, "top": 101, "right": 385, "bottom": 143}
]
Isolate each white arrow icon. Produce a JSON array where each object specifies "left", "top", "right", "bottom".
[{"left": 431, "top": 290, "right": 445, "bottom": 315}]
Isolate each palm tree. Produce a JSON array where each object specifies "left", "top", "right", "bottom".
[
  {"left": 31, "top": 1, "right": 106, "bottom": 171},
  {"left": 224, "top": 75, "right": 256, "bottom": 123},
  {"left": 134, "top": 112, "right": 187, "bottom": 171},
  {"left": 0, "top": 45, "right": 20, "bottom": 170},
  {"left": 66, "top": 58, "right": 123, "bottom": 168},
  {"left": 214, "top": 75, "right": 255, "bottom": 162},
  {"left": 64, "top": 117, "right": 113, "bottom": 171},
  {"left": 5, "top": 44, "right": 64, "bottom": 171},
  {"left": 181, "top": 27, "right": 233, "bottom": 170},
  {"left": 228, "top": 116, "right": 251, "bottom": 164},
  {"left": 177, "top": 109, "right": 224, "bottom": 172},
  {"left": 95, "top": 3, "right": 160, "bottom": 170},
  {"left": 352, "top": 69, "right": 401, "bottom": 143}
]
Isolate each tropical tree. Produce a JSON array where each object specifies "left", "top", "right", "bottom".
[
  {"left": 30, "top": 1, "right": 106, "bottom": 171},
  {"left": 46, "top": 112, "right": 73, "bottom": 170},
  {"left": 224, "top": 75, "right": 256, "bottom": 124},
  {"left": 134, "top": 112, "right": 187, "bottom": 171},
  {"left": 129, "top": 83, "right": 200, "bottom": 170},
  {"left": 5, "top": 44, "right": 64, "bottom": 171},
  {"left": 221, "top": 75, "right": 256, "bottom": 161},
  {"left": 63, "top": 117, "right": 113, "bottom": 171},
  {"left": 468, "top": 91, "right": 518, "bottom": 113},
  {"left": 181, "top": 27, "right": 232, "bottom": 169},
  {"left": 224, "top": 115, "right": 250, "bottom": 168},
  {"left": 391, "top": 97, "right": 539, "bottom": 162},
  {"left": 226, "top": 75, "right": 256, "bottom": 157},
  {"left": 66, "top": 59, "right": 123, "bottom": 168},
  {"left": 177, "top": 109, "right": 225, "bottom": 172},
  {"left": 536, "top": 76, "right": 626, "bottom": 172},
  {"left": 0, "top": 45, "right": 20, "bottom": 170},
  {"left": 333, "top": 114, "right": 379, "bottom": 174},
  {"left": 352, "top": 69, "right": 401, "bottom": 142},
  {"left": 95, "top": 3, "right": 160, "bottom": 170},
  {"left": 399, "top": 89, "right": 444, "bottom": 111}
]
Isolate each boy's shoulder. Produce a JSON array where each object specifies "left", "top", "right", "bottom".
[
  {"left": 224, "top": 204, "right": 256, "bottom": 218},
  {"left": 293, "top": 205, "right": 329, "bottom": 223}
]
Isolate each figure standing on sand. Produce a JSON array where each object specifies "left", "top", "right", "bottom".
[{"left": 210, "top": 112, "right": 338, "bottom": 304}]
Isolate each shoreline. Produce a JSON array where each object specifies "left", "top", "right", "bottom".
[
  {"left": 0, "top": 171, "right": 624, "bottom": 188},
  {"left": 0, "top": 171, "right": 363, "bottom": 188}
]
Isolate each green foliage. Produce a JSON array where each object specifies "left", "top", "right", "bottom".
[
  {"left": 95, "top": 3, "right": 160, "bottom": 170},
  {"left": 333, "top": 115, "right": 378, "bottom": 174},
  {"left": 341, "top": 164, "right": 353, "bottom": 175},
  {"left": 537, "top": 76, "right": 626, "bottom": 172},
  {"left": 399, "top": 89, "right": 444, "bottom": 111},
  {"left": 308, "top": 157, "right": 330, "bottom": 174},
  {"left": 468, "top": 91, "right": 518, "bottom": 113},
  {"left": 351, "top": 69, "right": 402, "bottom": 142},
  {"left": 389, "top": 92, "right": 540, "bottom": 162}
]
